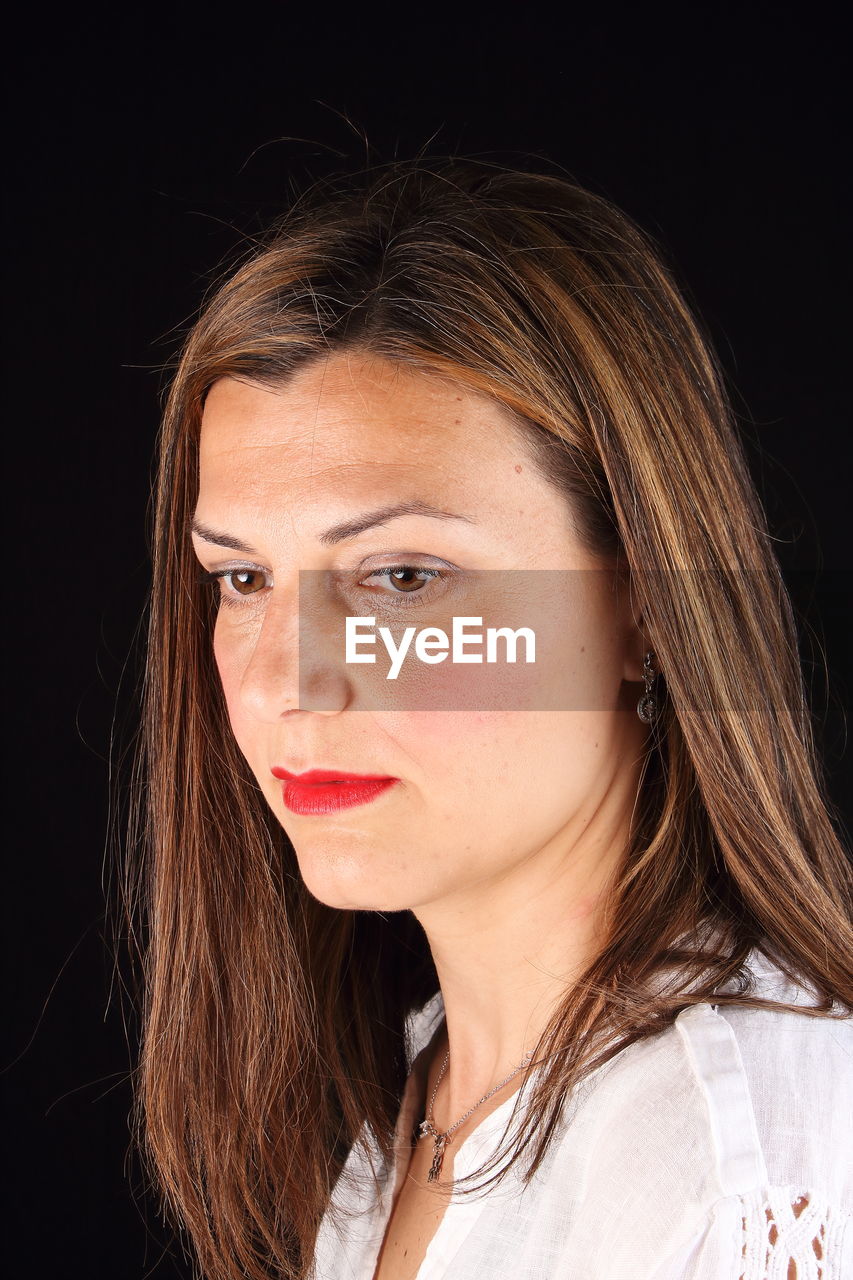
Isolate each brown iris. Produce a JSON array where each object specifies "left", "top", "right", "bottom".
[
  {"left": 387, "top": 567, "right": 428, "bottom": 593},
  {"left": 229, "top": 569, "right": 266, "bottom": 595}
]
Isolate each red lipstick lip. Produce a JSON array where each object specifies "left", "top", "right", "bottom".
[
  {"left": 271, "top": 768, "right": 399, "bottom": 815},
  {"left": 271, "top": 767, "right": 397, "bottom": 783}
]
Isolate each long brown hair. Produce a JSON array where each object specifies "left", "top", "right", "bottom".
[{"left": 122, "top": 157, "right": 853, "bottom": 1280}]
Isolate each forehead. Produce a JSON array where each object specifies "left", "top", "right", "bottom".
[
  {"left": 195, "top": 352, "right": 587, "bottom": 565},
  {"left": 198, "top": 353, "right": 531, "bottom": 483}
]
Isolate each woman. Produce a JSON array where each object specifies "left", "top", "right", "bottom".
[{"left": 127, "top": 157, "right": 852, "bottom": 1279}]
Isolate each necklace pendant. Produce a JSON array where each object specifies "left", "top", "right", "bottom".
[{"left": 427, "top": 1133, "right": 447, "bottom": 1183}]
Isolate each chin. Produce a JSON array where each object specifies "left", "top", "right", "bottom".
[{"left": 293, "top": 851, "right": 420, "bottom": 914}]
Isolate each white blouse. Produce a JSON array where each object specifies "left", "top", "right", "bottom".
[{"left": 312, "top": 947, "right": 852, "bottom": 1279}]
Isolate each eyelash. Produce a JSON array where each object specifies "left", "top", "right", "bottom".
[{"left": 198, "top": 564, "right": 448, "bottom": 610}]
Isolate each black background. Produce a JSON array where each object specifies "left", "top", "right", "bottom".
[{"left": 5, "top": 6, "right": 850, "bottom": 1277}]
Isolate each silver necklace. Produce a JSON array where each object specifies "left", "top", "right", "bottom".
[{"left": 416, "top": 1045, "right": 535, "bottom": 1183}]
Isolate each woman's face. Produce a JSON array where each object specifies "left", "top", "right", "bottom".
[{"left": 193, "top": 352, "right": 649, "bottom": 914}]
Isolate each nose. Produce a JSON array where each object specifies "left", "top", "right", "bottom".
[{"left": 237, "top": 587, "right": 351, "bottom": 721}]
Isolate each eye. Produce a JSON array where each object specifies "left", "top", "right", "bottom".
[
  {"left": 366, "top": 566, "right": 443, "bottom": 594},
  {"left": 199, "top": 567, "right": 271, "bottom": 601},
  {"left": 357, "top": 564, "right": 449, "bottom": 609}
]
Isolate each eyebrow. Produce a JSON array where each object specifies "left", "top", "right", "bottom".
[{"left": 190, "top": 500, "right": 477, "bottom": 553}]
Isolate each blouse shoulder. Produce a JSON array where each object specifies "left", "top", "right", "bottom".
[
  {"left": 583, "top": 948, "right": 852, "bottom": 1192},
  {"left": 704, "top": 959, "right": 852, "bottom": 1193},
  {"left": 542, "top": 948, "right": 852, "bottom": 1278}
]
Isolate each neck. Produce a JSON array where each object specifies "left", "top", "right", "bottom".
[{"left": 412, "top": 753, "right": 641, "bottom": 1133}]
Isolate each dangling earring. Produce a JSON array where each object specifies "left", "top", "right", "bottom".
[{"left": 637, "top": 650, "right": 660, "bottom": 723}]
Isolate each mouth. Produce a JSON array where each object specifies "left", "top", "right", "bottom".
[{"left": 271, "top": 767, "right": 400, "bottom": 815}]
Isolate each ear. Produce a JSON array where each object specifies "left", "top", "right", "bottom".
[{"left": 616, "top": 573, "right": 649, "bottom": 685}]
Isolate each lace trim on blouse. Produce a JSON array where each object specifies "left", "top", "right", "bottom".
[{"left": 736, "top": 1186, "right": 842, "bottom": 1280}]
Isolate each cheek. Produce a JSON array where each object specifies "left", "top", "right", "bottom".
[
  {"left": 376, "top": 708, "right": 565, "bottom": 795},
  {"left": 370, "top": 708, "right": 608, "bottom": 894},
  {"left": 212, "top": 620, "right": 251, "bottom": 736},
  {"left": 388, "top": 706, "right": 613, "bottom": 828}
]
